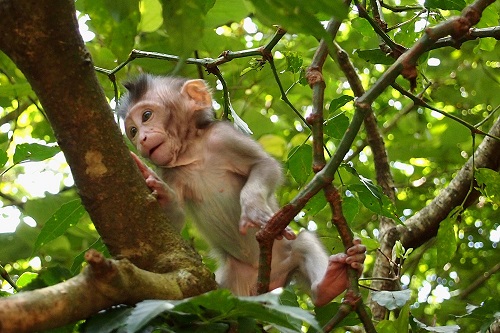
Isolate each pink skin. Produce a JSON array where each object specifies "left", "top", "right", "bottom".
[{"left": 313, "top": 238, "right": 366, "bottom": 307}]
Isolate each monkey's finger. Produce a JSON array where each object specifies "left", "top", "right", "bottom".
[
  {"left": 328, "top": 253, "right": 348, "bottom": 264},
  {"left": 238, "top": 220, "right": 256, "bottom": 235},
  {"left": 131, "top": 152, "right": 153, "bottom": 178},
  {"left": 346, "top": 244, "right": 366, "bottom": 256},
  {"left": 281, "top": 227, "right": 297, "bottom": 240},
  {"left": 346, "top": 253, "right": 366, "bottom": 266},
  {"left": 350, "top": 262, "right": 364, "bottom": 275}
]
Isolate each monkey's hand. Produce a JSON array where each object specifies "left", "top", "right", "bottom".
[
  {"left": 239, "top": 202, "right": 296, "bottom": 240},
  {"left": 131, "top": 152, "right": 177, "bottom": 209},
  {"left": 313, "top": 238, "right": 366, "bottom": 306}
]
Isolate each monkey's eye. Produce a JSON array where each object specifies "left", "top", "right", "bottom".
[
  {"left": 129, "top": 127, "right": 138, "bottom": 138},
  {"left": 142, "top": 110, "right": 152, "bottom": 122}
]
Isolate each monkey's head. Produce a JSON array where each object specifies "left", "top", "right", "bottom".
[{"left": 117, "top": 74, "right": 215, "bottom": 167}]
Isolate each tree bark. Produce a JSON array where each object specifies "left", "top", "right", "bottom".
[
  {"left": 0, "top": 0, "right": 216, "bottom": 331},
  {"left": 371, "top": 116, "right": 500, "bottom": 319}
]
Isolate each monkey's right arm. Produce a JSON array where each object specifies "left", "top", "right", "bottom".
[
  {"left": 208, "top": 124, "right": 295, "bottom": 240},
  {"left": 131, "top": 152, "right": 185, "bottom": 231}
]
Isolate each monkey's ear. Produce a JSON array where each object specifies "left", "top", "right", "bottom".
[{"left": 181, "top": 79, "right": 212, "bottom": 109}]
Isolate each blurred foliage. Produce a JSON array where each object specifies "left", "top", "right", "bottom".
[{"left": 1, "top": 0, "right": 499, "bottom": 331}]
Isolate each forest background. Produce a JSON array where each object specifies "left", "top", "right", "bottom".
[{"left": 0, "top": 0, "right": 499, "bottom": 332}]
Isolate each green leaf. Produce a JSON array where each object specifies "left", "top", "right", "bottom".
[
  {"left": 304, "top": 193, "right": 328, "bottom": 216},
  {"left": 240, "top": 57, "right": 266, "bottom": 76},
  {"left": 358, "top": 234, "right": 380, "bottom": 252},
  {"left": 348, "top": 183, "right": 399, "bottom": 220},
  {"left": 283, "top": 51, "right": 303, "bottom": 74},
  {"left": 17, "top": 272, "right": 38, "bottom": 288},
  {"left": 161, "top": 0, "right": 209, "bottom": 58},
  {"left": 351, "top": 17, "right": 377, "bottom": 38},
  {"left": 0, "top": 82, "right": 32, "bottom": 97},
  {"left": 328, "top": 95, "right": 354, "bottom": 114},
  {"left": 315, "top": 302, "right": 361, "bottom": 328},
  {"left": 71, "top": 238, "right": 109, "bottom": 275},
  {"left": 237, "top": 293, "right": 322, "bottom": 332},
  {"left": 324, "top": 112, "right": 350, "bottom": 140},
  {"left": 205, "top": 0, "right": 250, "bottom": 28},
  {"left": 0, "top": 149, "right": 7, "bottom": 168},
  {"left": 395, "top": 302, "right": 410, "bottom": 333},
  {"left": 436, "top": 215, "right": 457, "bottom": 268},
  {"left": 424, "top": 0, "right": 465, "bottom": 10},
  {"left": 138, "top": 0, "right": 163, "bottom": 32},
  {"left": 475, "top": 168, "right": 500, "bottom": 205},
  {"left": 250, "top": 0, "right": 347, "bottom": 40},
  {"left": 458, "top": 298, "right": 500, "bottom": 333},
  {"left": 13, "top": 142, "right": 60, "bottom": 164},
  {"left": 84, "top": 306, "right": 133, "bottom": 333},
  {"left": 258, "top": 134, "right": 287, "bottom": 159},
  {"left": 287, "top": 144, "right": 312, "bottom": 185},
  {"left": 342, "top": 195, "right": 359, "bottom": 222},
  {"left": 80, "top": 0, "right": 140, "bottom": 59},
  {"left": 343, "top": 165, "right": 399, "bottom": 220},
  {"left": 33, "top": 200, "right": 86, "bottom": 252},
  {"left": 372, "top": 290, "right": 411, "bottom": 310},
  {"left": 127, "top": 300, "right": 175, "bottom": 333},
  {"left": 355, "top": 49, "right": 395, "bottom": 65},
  {"left": 127, "top": 290, "right": 321, "bottom": 332}
]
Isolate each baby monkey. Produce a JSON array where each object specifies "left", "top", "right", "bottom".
[{"left": 117, "top": 75, "right": 365, "bottom": 306}]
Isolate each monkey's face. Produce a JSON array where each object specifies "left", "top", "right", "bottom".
[{"left": 124, "top": 100, "right": 182, "bottom": 167}]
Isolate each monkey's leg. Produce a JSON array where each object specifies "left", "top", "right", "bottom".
[
  {"left": 215, "top": 256, "right": 258, "bottom": 296},
  {"left": 308, "top": 238, "right": 366, "bottom": 307},
  {"left": 284, "top": 232, "right": 352, "bottom": 307}
]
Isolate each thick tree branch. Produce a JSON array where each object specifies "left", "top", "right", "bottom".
[
  {"left": 0, "top": 0, "right": 216, "bottom": 330},
  {"left": 397, "top": 116, "right": 500, "bottom": 249},
  {"left": 0, "top": 250, "right": 202, "bottom": 333}
]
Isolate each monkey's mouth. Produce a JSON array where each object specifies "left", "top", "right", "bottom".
[{"left": 149, "top": 144, "right": 162, "bottom": 158}]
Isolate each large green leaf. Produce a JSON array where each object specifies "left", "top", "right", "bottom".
[
  {"left": 287, "top": 144, "right": 312, "bottom": 185},
  {"left": 79, "top": 0, "right": 140, "bottom": 59},
  {"left": 138, "top": 0, "right": 163, "bottom": 33},
  {"left": 324, "top": 112, "right": 350, "bottom": 140},
  {"left": 347, "top": 181, "right": 399, "bottom": 221},
  {"left": 205, "top": 0, "right": 250, "bottom": 28},
  {"left": 436, "top": 214, "right": 458, "bottom": 269},
  {"left": 250, "top": 0, "right": 347, "bottom": 40},
  {"left": 355, "top": 49, "right": 395, "bottom": 65},
  {"left": 125, "top": 290, "right": 321, "bottom": 332},
  {"left": 13, "top": 142, "right": 60, "bottom": 164},
  {"left": 0, "top": 82, "right": 32, "bottom": 97},
  {"left": 160, "top": 0, "right": 211, "bottom": 58},
  {"left": 33, "top": 200, "right": 87, "bottom": 252}
]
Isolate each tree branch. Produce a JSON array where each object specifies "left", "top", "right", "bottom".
[
  {"left": 0, "top": 250, "right": 202, "bottom": 333},
  {"left": 397, "top": 116, "right": 500, "bottom": 249},
  {"left": 0, "top": 0, "right": 216, "bottom": 330}
]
